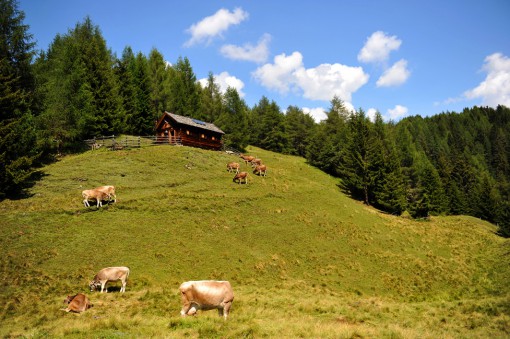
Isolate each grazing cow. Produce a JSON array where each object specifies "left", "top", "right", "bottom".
[
  {"left": 226, "top": 162, "right": 240, "bottom": 174},
  {"left": 63, "top": 293, "right": 93, "bottom": 313},
  {"left": 233, "top": 171, "right": 248, "bottom": 184},
  {"left": 250, "top": 158, "right": 262, "bottom": 167},
  {"left": 89, "top": 266, "right": 130, "bottom": 293},
  {"left": 253, "top": 164, "right": 267, "bottom": 177},
  {"left": 179, "top": 280, "right": 234, "bottom": 320},
  {"left": 95, "top": 185, "right": 117, "bottom": 203},
  {"left": 240, "top": 154, "right": 255, "bottom": 165},
  {"left": 82, "top": 189, "right": 109, "bottom": 208}
]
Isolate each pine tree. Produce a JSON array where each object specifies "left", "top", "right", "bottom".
[
  {"left": 147, "top": 48, "right": 170, "bottom": 116},
  {"left": 168, "top": 56, "right": 199, "bottom": 117},
  {"left": 285, "top": 105, "right": 316, "bottom": 157},
  {"left": 0, "top": 0, "right": 39, "bottom": 198},
  {"left": 198, "top": 72, "right": 223, "bottom": 123},
  {"left": 130, "top": 52, "right": 153, "bottom": 135},
  {"left": 339, "top": 109, "right": 376, "bottom": 205},
  {"left": 216, "top": 87, "right": 249, "bottom": 151},
  {"left": 35, "top": 17, "right": 120, "bottom": 148}
]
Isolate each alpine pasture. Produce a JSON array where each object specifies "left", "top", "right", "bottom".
[{"left": 1, "top": 145, "right": 508, "bottom": 338}]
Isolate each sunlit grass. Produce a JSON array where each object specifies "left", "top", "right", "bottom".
[{"left": 0, "top": 145, "right": 508, "bottom": 337}]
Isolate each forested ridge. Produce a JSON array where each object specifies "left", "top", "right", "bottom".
[{"left": 1, "top": 3, "right": 509, "bottom": 236}]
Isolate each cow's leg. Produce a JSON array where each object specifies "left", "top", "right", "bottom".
[
  {"left": 187, "top": 306, "right": 197, "bottom": 316},
  {"left": 223, "top": 301, "right": 232, "bottom": 320},
  {"left": 121, "top": 279, "right": 126, "bottom": 293},
  {"left": 100, "top": 282, "right": 106, "bottom": 293},
  {"left": 83, "top": 199, "right": 89, "bottom": 207}
]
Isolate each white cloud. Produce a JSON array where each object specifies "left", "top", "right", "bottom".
[
  {"left": 184, "top": 8, "right": 248, "bottom": 47},
  {"left": 386, "top": 105, "right": 408, "bottom": 120},
  {"left": 198, "top": 71, "right": 245, "bottom": 97},
  {"left": 252, "top": 51, "right": 369, "bottom": 106},
  {"left": 302, "top": 107, "right": 327, "bottom": 123},
  {"left": 220, "top": 33, "right": 271, "bottom": 63},
  {"left": 367, "top": 108, "right": 378, "bottom": 122},
  {"left": 252, "top": 51, "right": 304, "bottom": 93},
  {"left": 358, "top": 31, "right": 402, "bottom": 64},
  {"left": 376, "top": 59, "right": 410, "bottom": 87},
  {"left": 464, "top": 52, "right": 510, "bottom": 107},
  {"left": 294, "top": 63, "right": 369, "bottom": 102}
]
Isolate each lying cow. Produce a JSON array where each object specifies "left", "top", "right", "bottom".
[
  {"left": 179, "top": 280, "right": 234, "bottom": 320},
  {"left": 226, "top": 162, "right": 240, "bottom": 174},
  {"left": 95, "top": 185, "right": 117, "bottom": 203},
  {"left": 89, "top": 266, "right": 130, "bottom": 293},
  {"left": 63, "top": 293, "right": 93, "bottom": 313},
  {"left": 253, "top": 164, "right": 267, "bottom": 177},
  {"left": 233, "top": 171, "right": 248, "bottom": 184},
  {"left": 82, "top": 189, "right": 109, "bottom": 208}
]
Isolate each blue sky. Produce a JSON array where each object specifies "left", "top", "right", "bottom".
[{"left": 20, "top": 0, "right": 510, "bottom": 122}]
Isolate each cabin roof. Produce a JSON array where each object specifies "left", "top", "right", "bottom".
[{"left": 161, "top": 111, "right": 225, "bottom": 134}]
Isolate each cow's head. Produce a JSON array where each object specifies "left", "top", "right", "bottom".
[
  {"left": 89, "top": 281, "right": 101, "bottom": 292},
  {"left": 63, "top": 295, "right": 74, "bottom": 304}
]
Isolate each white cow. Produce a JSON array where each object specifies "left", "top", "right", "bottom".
[
  {"left": 179, "top": 280, "right": 234, "bottom": 320},
  {"left": 82, "top": 189, "right": 109, "bottom": 208},
  {"left": 89, "top": 266, "right": 130, "bottom": 293},
  {"left": 95, "top": 185, "right": 117, "bottom": 203}
]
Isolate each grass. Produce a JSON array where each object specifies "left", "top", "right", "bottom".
[{"left": 1, "top": 145, "right": 509, "bottom": 338}]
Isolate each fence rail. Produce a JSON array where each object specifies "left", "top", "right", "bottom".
[{"left": 84, "top": 135, "right": 183, "bottom": 151}]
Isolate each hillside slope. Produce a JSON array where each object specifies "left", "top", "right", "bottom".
[{"left": 1, "top": 145, "right": 508, "bottom": 338}]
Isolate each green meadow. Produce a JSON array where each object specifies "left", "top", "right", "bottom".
[{"left": 1, "top": 145, "right": 508, "bottom": 338}]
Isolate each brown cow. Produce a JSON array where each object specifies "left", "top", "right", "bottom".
[
  {"left": 63, "top": 293, "right": 93, "bottom": 313},
  {"left": 253, "top": 164, "right": 267, "bottom": 177},
  {"left": 226, "top": 162, "right": 240, "bottom": 174},
  {"left": 89, "top": 266, "right": 130, "bottom": 293},
  {"left": 250, "top": 158, "right": 262, "bottom": 167},
  {"left": 233, "top": 171, "right": 248, "bottom": 184},
  {"left": 239, "top": 154, "right": 255, "bottom": 165},
  {"left": 95, "top": 185, "right": 117, "bottom": 203},
  {"left": 82, "top": 189, "right": 109, "bottom": 208},
  {"left": 179, "top": 280, "right": 234, "bottom": 320}
]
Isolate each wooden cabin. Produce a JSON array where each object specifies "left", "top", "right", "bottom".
[{"left": 155, "top": 112, "right": 225, "bottom": 150}]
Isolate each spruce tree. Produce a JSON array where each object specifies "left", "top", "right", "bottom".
[{"left": 0, "top": 0, "right": 39, "bottom": 198}]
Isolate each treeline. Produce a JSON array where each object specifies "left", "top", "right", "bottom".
[{"left": 1, "top": 4, "right": 509, "bottom": 236}]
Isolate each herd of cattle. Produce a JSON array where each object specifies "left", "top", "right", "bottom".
[
  {"left": 228, "top": 153, "right": 267, "bottom": 184},
  {"left": 64, "top": 266, "right": 234, "bottom": 320},
  {"left": 81, "top": 153, "right": 267, "bottom": 209},
  {"left": 72, "top": 152, "right": 270, "bottom": 317}
]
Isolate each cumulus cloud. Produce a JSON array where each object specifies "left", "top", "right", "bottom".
[
  {"left": 252, "top": 51, "right": 369, "bottom": 105},
  {"left": 198, "top": 71, "right": 245, "bottom": 97},
  {"left": 358, "top": 31, "right": 402, "bottom": 64},
  {"left": 302, "top": 107, "right": 327, "bottom": 123},
  {"left": 367, "top": 108, "right": 378, "bottom": 122},
  {"left": 252, "top": 51, "right": 304, "bottom": 93},
  {"left": 220, "top": 33, "right": 271, "bottom": 63},
  {"left": 294, "top": 63, "right": 369, "bottom": 102},
  {"left": 376, "top": 59, "right": 410, "bottom": 87},
  {"left": 184, "top": 8, "right": 248, "bottom": 47},
  {"left": 464, "top": 52, "right": 510, "bottom": 107},
  {"left": 387, "top": 105, "right": 408, "bottom": 120}
]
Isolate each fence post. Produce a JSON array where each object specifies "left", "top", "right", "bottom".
[{"left": 138, "top": 136, "right": 141, "bottom": 148}]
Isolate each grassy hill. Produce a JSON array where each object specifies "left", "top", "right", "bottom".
[{"left": 1, "top": 145, "right": 508, "bottom": 338}]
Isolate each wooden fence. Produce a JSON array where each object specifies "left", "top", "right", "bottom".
[
  {"left": 84, "top": 135, "right": 183, "bottom": 151},
  {"left": 84, "top": 136, "right": 242, "bottom": 155}
]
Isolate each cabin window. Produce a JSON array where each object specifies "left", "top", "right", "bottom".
[
  {"left": 212, "top": 136, "right": 216, "bottom": 141},
  {"left": 186, "top": 130, "right": 190, "bottom": 135},
  {"left": 201, "top": 133, "right": 206, "bottom": 139}
]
